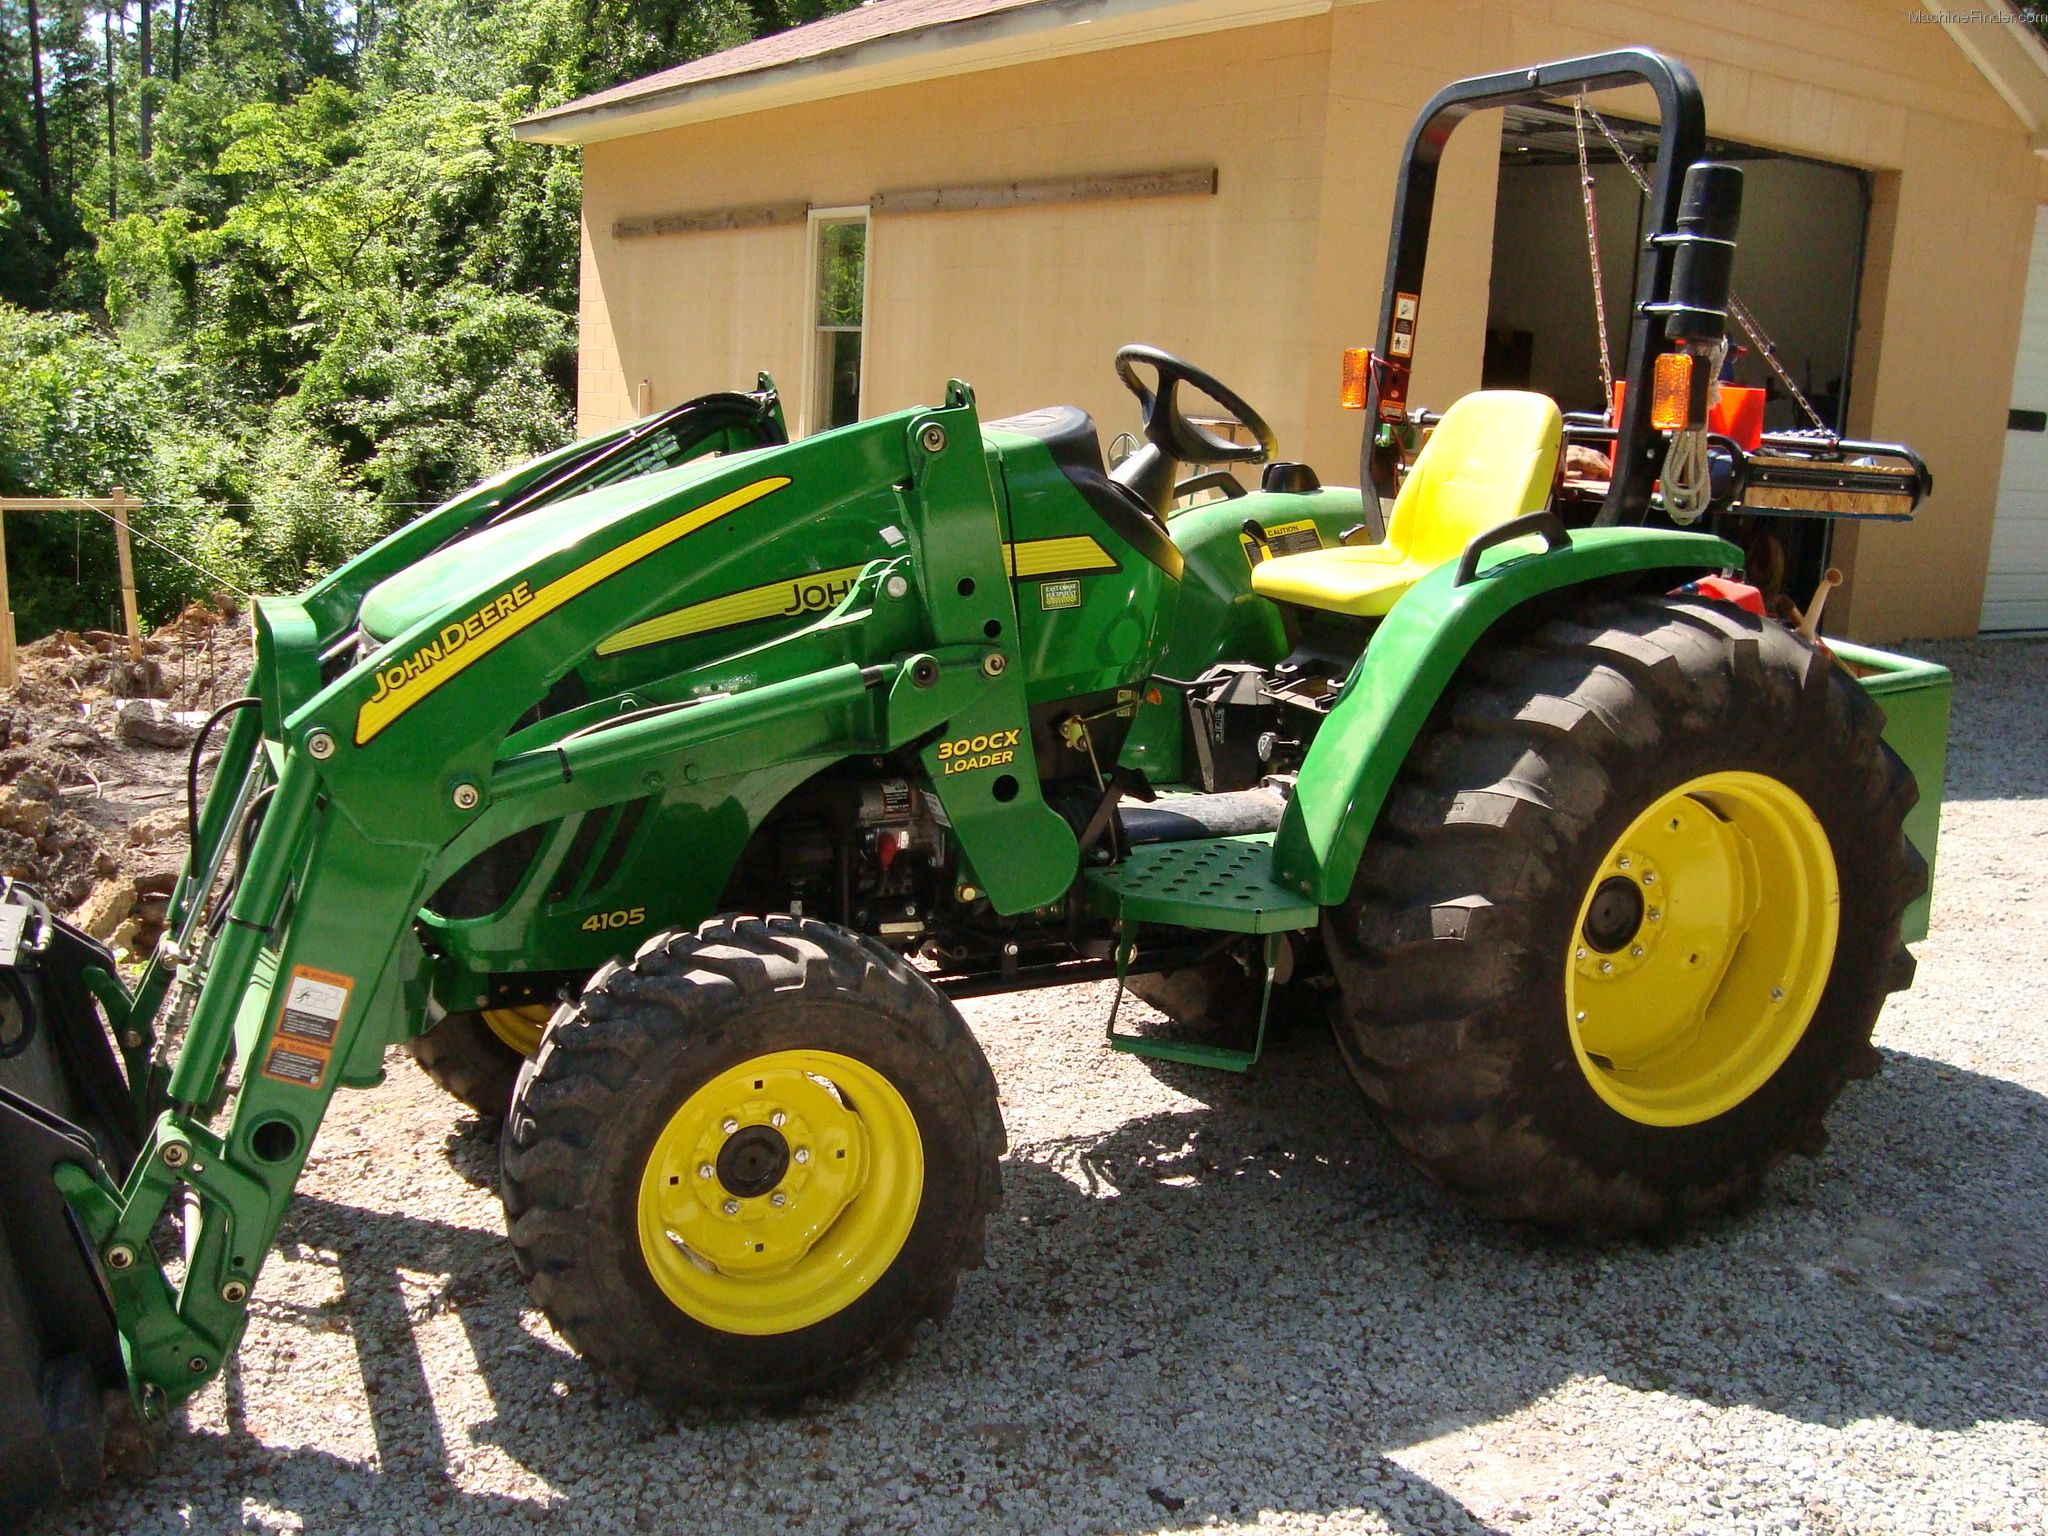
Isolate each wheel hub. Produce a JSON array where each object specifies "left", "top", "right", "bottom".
[
  {"left": 715, "top": 1123, "right": 790, "bottom": 1198},
  {"left": 1581, "top": 875, "right": 1646, "bottom": 953},
  {"left": 1565, "top": 771, "right": 1839, "bottom": 1127},
  {"left": 636, "top": 1050, "right": 924, "bottom": 1335}
]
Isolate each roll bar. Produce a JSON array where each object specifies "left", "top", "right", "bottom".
[{"left": 1358, "top": 48, "right": 1706, "bottom": 534}]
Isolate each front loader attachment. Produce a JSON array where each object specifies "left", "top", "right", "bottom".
[{"left": 0, "top": 888, "right": 144, "bottom": 1519}]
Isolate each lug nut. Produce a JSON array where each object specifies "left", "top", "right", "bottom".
[
  {"left": 221, "top": 1280, "right": 249, "bottom": 1304},
  {"left": 305, "top": 730, "right": 336, "bottom": 760},
  {"left": 1575, "top": 1011, "right": 1586, "bottom": 1023},
  {"left": 451, "top": 782, "right": 481, "bottom": 811},
  {"left": 1575, "top": 947, "right": 1587, "bottom": 960},
  {"left": 160, "top": 1142, "right": 189, "bottom": 1169},
  {"left": 1617, "top": 855, "right": 1631, "bottom": 869},
  {"left": 189, "top": 1356, "right": 210, "bottom": 1375},
  {"left": 698, "top": 1163, "right": 714, "bottom": 1179},
  {"left": 1643, "top": 871, "right": 1657, "bottom": 884},
  {"left": 1771, "top": 987, "right": 1785, "bottom": 1002},
  {"left": 1630, "top": 945, "right": 1644, "bottom": 958},
  {"left": 722, "top": 1117, "right": 739, "bottom": 1135},
  {"left": 1599, "top": 960, "right": 1613, "bottom": 974},
  {"left": 794, "top": 1147, "right": 810, "bottom": 1165},
  {"left": 722, "top": 1199, "right": 740, "bottom": 1216},
  {"left": 771, "top": 1192, "right": 787, "bottom": 1208},
  {"left": 105, "top": 1243, "right": 135, "bottom": 1271},
  {"left": 1648, "top": 908, "right": 1661, "bottom": 922},
  {"left": 770, "top": 1111, "right": 786, "bottom": 1128}
]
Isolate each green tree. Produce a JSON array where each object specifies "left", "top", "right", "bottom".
[{"left": 0, "top": 0, "right": 853, "bottom": 629}]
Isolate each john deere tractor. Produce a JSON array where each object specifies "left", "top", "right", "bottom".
[{"left": 0, "top": 49, "right": 1952, "bottom": 1515}]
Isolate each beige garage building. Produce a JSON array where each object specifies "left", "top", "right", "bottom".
[{"left": 516, "top": 0, "right": 2048, "bottom": 641}]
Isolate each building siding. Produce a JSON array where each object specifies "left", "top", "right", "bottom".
[{"left": 575, "top": 0, "right": 2039, "bottom": 638}]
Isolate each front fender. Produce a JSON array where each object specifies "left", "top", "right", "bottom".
[{"left": 1274, "top": 526, "right": 1740, "bottom": 905}]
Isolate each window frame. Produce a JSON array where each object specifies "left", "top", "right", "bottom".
[{"left": 803, "top": 205, "right": 872, "bottom": 436}]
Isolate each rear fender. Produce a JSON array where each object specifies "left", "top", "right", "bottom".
[{"left": 1274, "top": 527, "right": 1740, "bottom": 905}]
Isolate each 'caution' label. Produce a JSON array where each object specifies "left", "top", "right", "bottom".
[{"left": 260, "top": 965, "right": 355, "bottom": 1090}]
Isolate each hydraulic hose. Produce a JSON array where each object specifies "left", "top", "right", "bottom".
[{"left": 186, "top": 697, "right": 261, "bottom": 855}]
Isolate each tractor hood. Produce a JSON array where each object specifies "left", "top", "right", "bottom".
[{"left": 358, "top": 451, "right": 746, "bottom": 644}]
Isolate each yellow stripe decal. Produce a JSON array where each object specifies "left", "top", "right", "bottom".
[
  {"left": 354, "top": 476, "right": 791, "bottom": 743},
  {"left": 1004, "top": 536, "right": 1119, "bottom": 579},
  {"left": 598, "top": 563, "right": 868, "bottom": 656}
]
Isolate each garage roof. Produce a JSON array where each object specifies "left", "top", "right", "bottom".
[
  {"left": 515, "top": 0, "right": 2048, "bottom": 153},
  {"left": 513, "top": 0, "right": 1331, "bottom": 144}
]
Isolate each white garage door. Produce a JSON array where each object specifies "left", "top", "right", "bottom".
[{"left": 1985, "top": 205, "right": 2048, "bottom": 633}]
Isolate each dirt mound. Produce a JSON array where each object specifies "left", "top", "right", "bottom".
[{"left": 1, "top": 600, "right": 253, "bottom": 954}]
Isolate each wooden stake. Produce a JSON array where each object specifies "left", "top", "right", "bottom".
[
  {"left": 111, "top": 485, "right": 142, "bottom": 662},
  {"left": 637, "top": 378, "right": 653, "bottom": 416}
]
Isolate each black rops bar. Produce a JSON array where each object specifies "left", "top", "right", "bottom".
[{"left": 1357, "top": 48, "right": 1706, "bottom": 534}]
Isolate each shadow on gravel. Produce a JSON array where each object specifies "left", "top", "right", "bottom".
[
  {"left": 124, "top": 1010, "right": 2042, "bottom": 1536},
  {"left": 1054, "top": 1021, "right": 2048, "bottom": 1440}
]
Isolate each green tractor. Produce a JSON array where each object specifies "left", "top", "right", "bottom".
[{"left": 0, "top": 48, "right": 1952, "bottom": 1515}]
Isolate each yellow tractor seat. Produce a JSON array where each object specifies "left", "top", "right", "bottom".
[{"left": 1250, "top": 390, "right": 1564, "bottom": 617}]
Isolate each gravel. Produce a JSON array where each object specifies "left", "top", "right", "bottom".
[{"left": 37, "top": 636, "right": 2048, "bottom": 1536}]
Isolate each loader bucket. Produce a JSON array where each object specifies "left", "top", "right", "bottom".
[{"left": 0, "top": 892, "right": 144, "bottom": 1520}]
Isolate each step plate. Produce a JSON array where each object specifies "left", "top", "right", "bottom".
[{"left": 1085, "top": 834, "right": 1320, "bottom": 934}]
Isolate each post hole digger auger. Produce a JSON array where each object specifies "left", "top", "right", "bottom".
[{"left": 0, "top": 48, "right": 1955, "bottom": 1516}]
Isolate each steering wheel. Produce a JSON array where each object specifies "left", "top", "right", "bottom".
[{"left": 1111, "top": 344, "right": 1279, "bottom": 516}]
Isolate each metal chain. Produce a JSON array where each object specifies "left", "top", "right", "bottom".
[
  {"left": 1580, "top": 100, "right": 1831, "bottom": 432},
  {"left": 1573, "top": 95, "right": 1617, "bottom": 405}
]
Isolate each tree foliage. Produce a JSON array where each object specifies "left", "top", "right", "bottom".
[{"left": 0, "top": 0, "right": 847, "bottom": 628}]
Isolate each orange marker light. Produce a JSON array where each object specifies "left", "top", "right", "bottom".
[
  {"left": 1340, "top": 348, "right": 1372, "bottom": 410},
  {"left": 1649, "top": 351, "right": 1694, "bottom": 431}
]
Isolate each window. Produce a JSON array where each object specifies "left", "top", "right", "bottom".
[{"left": 810, "top": 211, "right": 868, "bottom": 432}]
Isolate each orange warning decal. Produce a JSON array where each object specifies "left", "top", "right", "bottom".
[{"left": 260, "top": 965, "right": 355, "bottom": 1090}]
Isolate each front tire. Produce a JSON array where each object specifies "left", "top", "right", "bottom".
[
  {"left": 1329, "top": 594, "right": 1923, "bottom": 1233},
  {"left": 501, "top": 914, "right": 1004, "bottom": 1406}
]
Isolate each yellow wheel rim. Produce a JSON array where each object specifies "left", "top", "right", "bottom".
[
  {"left": 635, "top": 1050, "right": 922, "bottom": 1336},
  {"left": 1565, "top": 770, "right": 1839, "bottom": 1127},
  {"left": 481, "top": 1004, "right": 552, "bottom": 1057}
]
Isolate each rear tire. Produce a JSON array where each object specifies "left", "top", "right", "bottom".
[
  {"left": 501, "top": 914, "right": 1004, "bottom": 1407},
  {"left": 403, "top": 1009, "right": 527, "bottom": 1117},
  {"left": 1125, "top": 950, "right": 1265, "bottom": 1032},
  {"left": 1328, "top": 594, "right": 1923, "bottom": 1233}
]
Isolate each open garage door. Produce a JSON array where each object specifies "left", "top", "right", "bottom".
[
  {"left": 1481, "top": 105, "right": 1870, "bottom": 610},
  {"left": 1984, "top": 205, "right": 2048, "bottom": 635}
]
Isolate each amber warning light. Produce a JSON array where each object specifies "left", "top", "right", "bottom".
[
  {"left": 1340, "top": 349, "right": 1372, "bottom": 410},
  {"left": 1649, "top": 351, "right": 1694, "bottom": 431}
]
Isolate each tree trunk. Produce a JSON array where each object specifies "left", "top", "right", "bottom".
[
  {"left": 169, "top": 0, "right": 181, "bottom": 83},
  {"left": 104, "top": 1, "right": 119, "bottom": 219},
  {"left": 137, "top": 0, "right": 151, "bottom": 160},
  {"left": 26, "top": 0, "right": 52, "bottom": 199}
]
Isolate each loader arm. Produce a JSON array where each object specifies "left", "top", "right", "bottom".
[{"left": 53, "top": 383, "right": 1080, "bottom": 1423}]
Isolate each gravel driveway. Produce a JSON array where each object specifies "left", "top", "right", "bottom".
[{"left": 39, "top": 638, "right": 2048, "bottom": 1536}]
